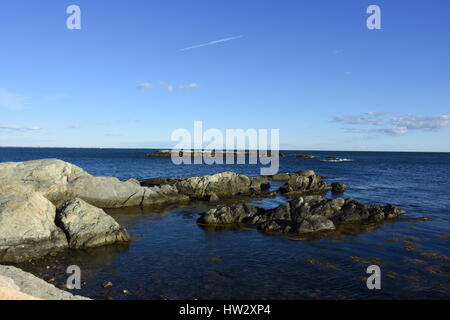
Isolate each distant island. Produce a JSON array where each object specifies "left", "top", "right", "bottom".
[{"left": 144, "top": 149, "right": 286, "bottom": 157}]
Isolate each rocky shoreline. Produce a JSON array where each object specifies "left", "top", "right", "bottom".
[
  {"left": 0, "top": 158, "right": 405, "bottom": 263},
  {"left": 0, "top": 158, "right": 406, "bottom": 299}
]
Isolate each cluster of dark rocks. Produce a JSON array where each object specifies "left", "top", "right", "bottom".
[{"left": 198, "top": 196, "right": 405, "bottom": 235}]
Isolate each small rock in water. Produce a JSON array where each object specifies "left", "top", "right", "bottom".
[
  {"left": 102, "top": 281, "right": 113, "bottom": 288},
  {"left": 123, "top": 290, "right": 129, "bottom": 294},
  {"left": 46, "top": 277, "right": 56, "bottom": 283},
  {"left": 331, "top": 182, "right": 346, "bottom": 194}
]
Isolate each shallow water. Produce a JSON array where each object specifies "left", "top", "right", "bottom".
[{"left": 1, "top": 148, "right": 449, "bottom": 299}]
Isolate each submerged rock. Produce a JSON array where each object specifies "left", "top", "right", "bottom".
[
  {"left": 56, "top": 198, "right": 131, "bottom": 249},
  {"left": 198, "top": 196, "right": 405, "bottom": 235},
  {"left": 290, "top": 154, "right": 315, "bottom": 158},
  {"left": 331, "top": 182, "right": 347, "bottom": 194}
]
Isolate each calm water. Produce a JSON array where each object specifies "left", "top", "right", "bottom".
[{"left": 1, "top": 147, "right": 449, "bottom": 299}]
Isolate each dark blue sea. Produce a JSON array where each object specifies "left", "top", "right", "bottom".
[{"left": 1, "top": 147, "right": 449, "bottom": 299}]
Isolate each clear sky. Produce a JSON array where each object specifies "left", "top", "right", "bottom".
[{"left": 0, "top": 0, "right": 449, "bottom": 151}]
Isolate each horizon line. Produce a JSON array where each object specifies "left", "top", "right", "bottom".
[{"left": 0, "top": 146, "right": 449, "bottom": 154}]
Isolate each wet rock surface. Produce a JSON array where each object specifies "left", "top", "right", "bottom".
[
  {"left": 198, "top": 196, "right": 405, "bottom": 235},
  {"left": 331, "top": 182, "right": 347, "bottom": 194}
]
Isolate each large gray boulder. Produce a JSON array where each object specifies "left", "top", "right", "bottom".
[
  {"left": 0, "top": 159, "right": 88, "bottom": 205},
  {"left": 0, "top": 185, "right": 68, "bottom": 263},
  {"left": 0, "top": 265, "right": 89, "bottom": 300},
  {"left": 56, "top": 198, "right": 131, "bottom": 249},
  {"left": 0, "top": 159, "right": 188, "bottom": 208}
]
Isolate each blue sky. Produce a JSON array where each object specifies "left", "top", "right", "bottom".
[{"left": 0, "top": 0, "right": 449, "bottom": 151}]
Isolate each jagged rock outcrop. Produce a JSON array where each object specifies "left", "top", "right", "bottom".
[
  {"left": 198, "top": 196, "right": 405, "bottom": 235},
  {"left": 276, "top": 170, "right": 330, "bottom": 196},
  {"left": 0, "top": 185, "right": 68, "bottom": 263},
  {"left": 56, "top": 198, "right": 131, "bottom": 249},
  {"left": 142, "top": 172, "right": 270, "bottom": 200},
  {"left": 0, "top": 265, "right": 89, "bottom": 300}
]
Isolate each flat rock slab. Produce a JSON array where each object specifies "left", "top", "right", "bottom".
[{"left": 0, "top": 265, "right": 89, "bottom": 300}]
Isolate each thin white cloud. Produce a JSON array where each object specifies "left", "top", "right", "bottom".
[
  {"left": 0, "top": 88, "right": 29, "bottom": 110},
  {"left": 179, "top": 83, "right": 199, "bottom": 90},
  {"left": 343, "top": 127, "right": 408, "bottom": 136},
  {"left": 0, "top": 124, "right": 42, "bottom": 132},
  {"left": 335, "top": 112, "right": 450, "bottom": 136},
  {"left": 334, "top": 112, "right": 393, "bottom": 126},
  {"left": 137, "top": 82, "right": 153, "bottom": 89},
  {"left": 158, "top": 82, "right": 200, "bottom": 92},
  {"left": 180, "top": 35, "right": 243, "bottom": 51}
]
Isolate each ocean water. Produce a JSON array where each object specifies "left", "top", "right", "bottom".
[{"left": 1, "top": 147, "right": 449, "bottom": 299}]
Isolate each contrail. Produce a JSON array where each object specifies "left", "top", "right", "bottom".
[{"left": 180, "top": 35, "right": 243, "bottom": 51}]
